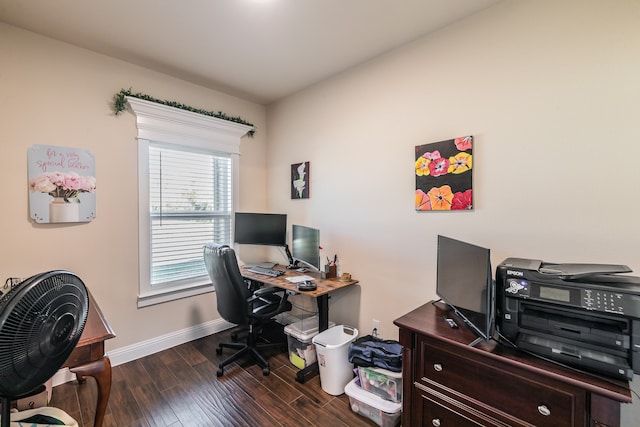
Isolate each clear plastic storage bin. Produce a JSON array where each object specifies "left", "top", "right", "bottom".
[
  {"left": 344, "top": 378, "right": 402, "bottom": 427},
  {"left": 357, "top": 366, "right": 403, "bottom": 403},
  {"left": 284, "top": 316, "right": 335, "bottom": 369}
]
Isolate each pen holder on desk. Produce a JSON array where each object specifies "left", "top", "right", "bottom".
[{"left": 324, "top": 264, "right": 337, "bottom": 279}]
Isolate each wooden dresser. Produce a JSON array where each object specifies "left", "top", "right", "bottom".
[{"left": 393, "top": 301, "right": 632, "bottom": 427}]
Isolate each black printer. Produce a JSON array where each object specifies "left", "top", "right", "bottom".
[{"left": 496, "top": 258, "right": 640, "bottom": 380}]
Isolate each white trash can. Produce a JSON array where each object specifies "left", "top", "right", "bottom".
[{"left": 312, "top": 325, "right": 359, "bottom": 395}]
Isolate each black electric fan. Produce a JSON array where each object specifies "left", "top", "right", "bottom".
[{"left": 0, "top": 270, "right": 89, "bottom": 427}]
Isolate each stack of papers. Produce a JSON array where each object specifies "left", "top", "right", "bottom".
[{"left": 286, "top": 275, "right": 314, "bottom": 283}]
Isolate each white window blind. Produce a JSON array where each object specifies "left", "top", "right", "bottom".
[{"left": 149, "top": 143, "right": 232, "bottom": 286}]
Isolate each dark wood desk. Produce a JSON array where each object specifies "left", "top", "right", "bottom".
[
  {"left": 242, "top": 265, "right": 359, "bottom": 382},
  {"left": 62, "top": 292, "right": 115, "bottom": 427},
  {"left": 394, "top": 301, "right": 632, "bottom": 427}
]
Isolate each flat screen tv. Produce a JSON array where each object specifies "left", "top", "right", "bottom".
[
  {"left": 292, "top": 224, "right": 321, "bottom": 271},
  {"left": 233, "top": 212, "right": 287, "bottom": 246},
  {"left": 436, "top": 235, "right": 494, "bottom": 346}
]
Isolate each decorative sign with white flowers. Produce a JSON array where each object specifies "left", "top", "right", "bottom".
[{"left": 28, "top": 145, "right": 97, "bottom": 224}]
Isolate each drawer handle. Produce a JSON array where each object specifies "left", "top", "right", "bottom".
[
  {"left": 537, "top": 404, "right": 551, "bottom": 416},
  {"left": 431, "top": 418, "right": 441, "bottom": 427},
  {"left": 433, "top": 363, "right": 443, "bottom": 372}
]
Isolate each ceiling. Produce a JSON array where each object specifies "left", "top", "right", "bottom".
[{"left": 0, "top": 0, "right": 501, "bottom": 104}]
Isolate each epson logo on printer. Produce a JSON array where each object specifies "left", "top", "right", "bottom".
[{"left": 507, "top": 270, "right": 524, "bottom": 277}]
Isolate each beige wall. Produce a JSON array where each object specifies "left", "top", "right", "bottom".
[
  {"left": 267, "top": 0, "right": 640, "bottom": 333},
  {"left": 266, "top": 0, "right": 639, "bottom": 420},
  {"left": 0, "top": 23, "right": 268, "bottom": 349}
]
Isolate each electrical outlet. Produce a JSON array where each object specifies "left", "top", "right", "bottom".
[{"left": 372, "top": 319, "right": 381, "bottom": 337}]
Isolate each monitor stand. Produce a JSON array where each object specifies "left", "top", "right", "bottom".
[{"left": 284, "top": 244, "right": 298, "bottom": 269}]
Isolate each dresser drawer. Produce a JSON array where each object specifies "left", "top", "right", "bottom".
[
  {"left": 418, "top": 336, "right": 585, "bottom": 427},
  {"left": 420, "top": 392, "right": 488, "bottom": 427},
  {"left": 417, "top": 385, "right": 524, "bottom": 427}
]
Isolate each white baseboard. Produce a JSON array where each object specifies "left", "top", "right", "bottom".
[{"left": 52, "top": 318, "right": 234, "bottom": 387}]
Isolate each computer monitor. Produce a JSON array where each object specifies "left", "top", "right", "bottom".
[
  {"left": 291, "top": 224, "right": 321, "bottom": 271},
  {"left": 436, "top": 235, "right": 494, "bottom": 346},
  {"left": 233, "top": 212, "right": 287, "bottom": 246}
]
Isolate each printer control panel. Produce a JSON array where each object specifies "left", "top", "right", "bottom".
[
  {"left": 503, "top": 278, "right": 637, "bottom": 316},
  {"left": 583, "top": 289, "right": 625, "bottom": 314}
]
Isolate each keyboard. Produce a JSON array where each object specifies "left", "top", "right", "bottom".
[{"left": 248, "top": 266, "right": 284, "bottom": 277}]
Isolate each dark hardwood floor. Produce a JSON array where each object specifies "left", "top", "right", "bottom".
[{"left": 50, "top": 327, "right": 378, "bottom": 427}]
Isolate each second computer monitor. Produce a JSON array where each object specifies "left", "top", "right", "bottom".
[{"left": 292, "top": 224, "right": 321, "bottom": 271}]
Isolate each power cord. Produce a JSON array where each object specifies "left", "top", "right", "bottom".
[
  {"left": 1, "top": 277, "right": 23, "bottom": 297},
  {"left": 3, "top": 277, "right": 23, "bottom": 289}
]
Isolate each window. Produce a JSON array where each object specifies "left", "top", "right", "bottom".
[
  {"left": 127, "top": 97, "right": 252, "bottom": 307},
  {"left": 149, "top": 143, "right": 232, "bottom": 285}
]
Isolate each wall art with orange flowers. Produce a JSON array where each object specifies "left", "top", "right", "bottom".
[{"left": 415, "top": 136, "right": 473, "bottom": 211}]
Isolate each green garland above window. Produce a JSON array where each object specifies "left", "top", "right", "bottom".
[{"left": 113, "top": 88, "right": 255, "bottom": 137}]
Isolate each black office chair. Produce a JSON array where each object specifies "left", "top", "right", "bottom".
[{"left": 203, "top": 242, "right": 292, "bottom": 376}]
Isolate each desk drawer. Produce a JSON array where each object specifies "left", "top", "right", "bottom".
[
  {"left": 418, "top": 336, "right": 585, "bottom": 427},
  {"left": 63, "top": 345, "right": 92, "bottom": 368}
]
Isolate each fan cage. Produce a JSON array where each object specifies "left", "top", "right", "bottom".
[{"left": 0, "top": 271, "right": 89, "bottom": 397}]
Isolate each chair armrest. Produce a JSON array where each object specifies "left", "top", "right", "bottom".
[
  {"left": 248, "top": 286, "right": 291, "bottom": 319},
  {"left": 244, "top": 278, "right": 261, "bottom": 293},
  {"left": 253, "top": 286, "right": 284, "bottom": 297}
]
